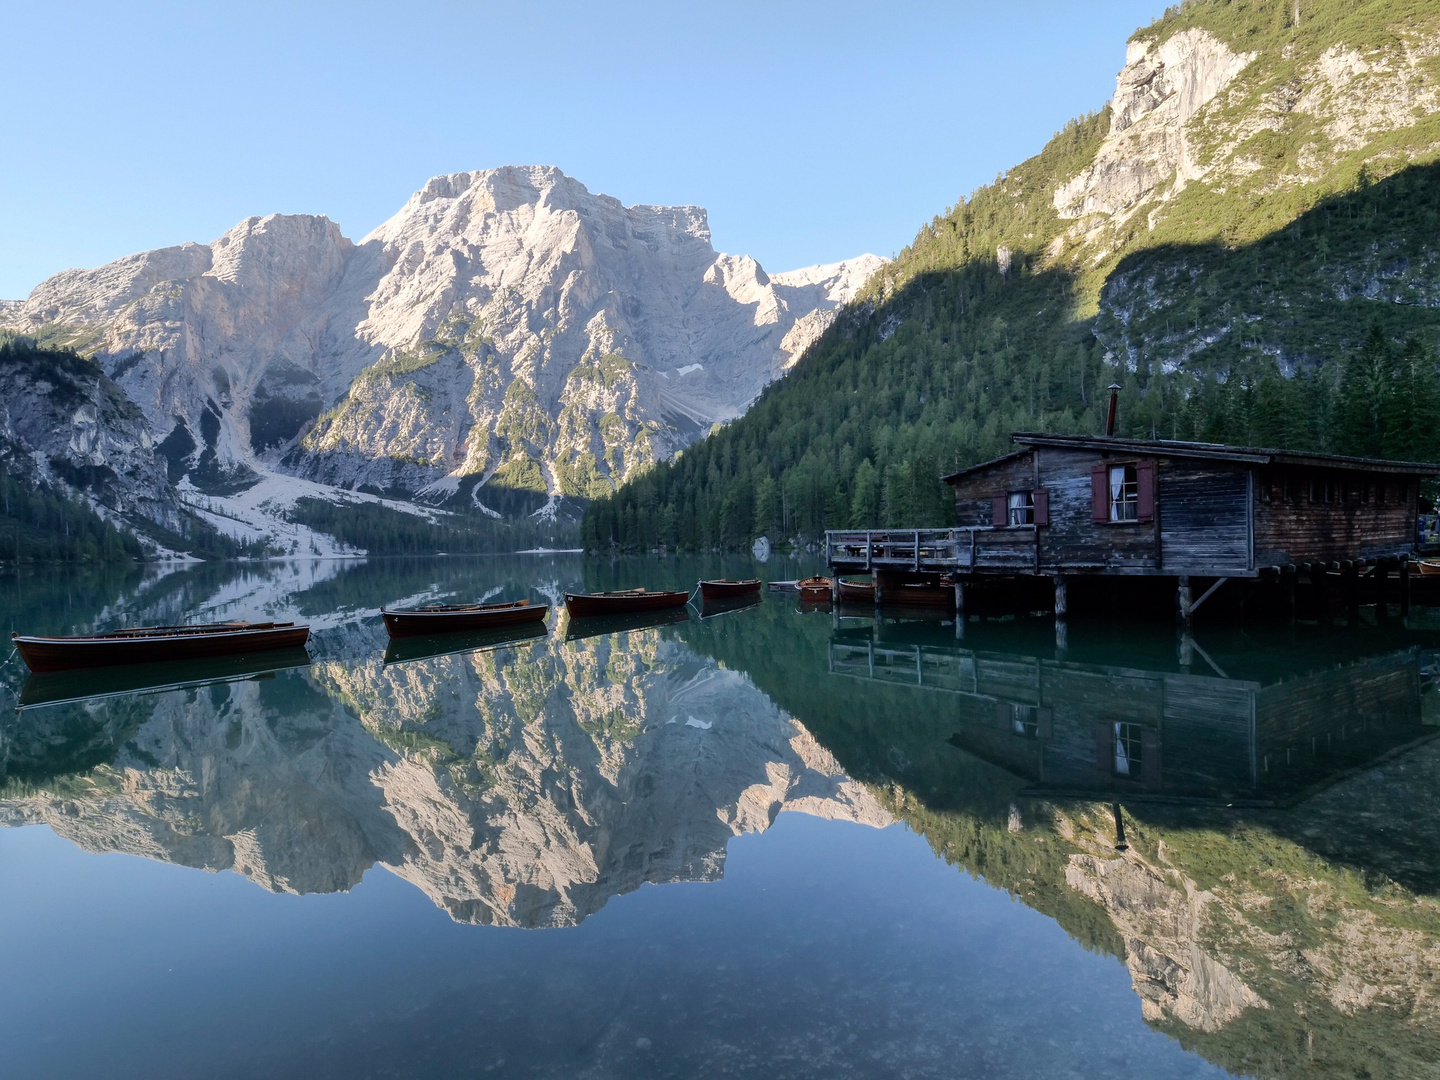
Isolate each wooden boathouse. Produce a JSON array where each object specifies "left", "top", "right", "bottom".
[{"left": 825, "top": 432, "right": 1440, "bottom": 621}]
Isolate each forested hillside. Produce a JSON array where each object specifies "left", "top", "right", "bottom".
[{"left": 585, "top": 0, "right": 1440, "bottom": 551}]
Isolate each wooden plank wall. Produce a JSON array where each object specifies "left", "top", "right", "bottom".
[
  {"left": 951, "top": 448, "right": 1422, "bottom": 577},
  {"left": 951, "top": 454, "right": 1036, "bottom": 528},
  {"left": 1036, "top": 447, "right": 1159, "bottom": 571},
  {"left": 1253, "top": 470, "right": 1415, "bottom": 564},
  {"left": 1157, "top": 464, "right": 1251, "bottom": 574}
]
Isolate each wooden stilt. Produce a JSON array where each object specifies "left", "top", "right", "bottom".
[
  {"left": 1177, "top": 575, "right": 1192, "bottom": 627},
  {"left": 1375, "top": 561, "right": 1390, "bottom": 620},
  {"left": 1053, "top": 574, "right": 1068, "bottom": 619},
  {"left": 1401, "top": 557, "right": 1412, "bottom": 619}
]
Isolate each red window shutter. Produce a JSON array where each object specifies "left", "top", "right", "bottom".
[
  {"left": 1032, "top": 488, "right": 1049, "bottom": 526},
  {"left": 1091, "top": 465, "right": 1108, "bottom": 523},
  {"left": 991, "top": 492, "right": 1008, "bottom": 527},
  {"left": 1137, "top": 460, "right": 1156, "bottom": 522}
]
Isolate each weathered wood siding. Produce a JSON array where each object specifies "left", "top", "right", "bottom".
[
  {"left": 951, "top": 453, "right": 1036, "bottom": 528},
  {"left": 1252, "top": 470, "right": 1416, "bottom": 564},
  {"left": 1156, "top": 463, "right": 1251, "bottom": 574},
  {"left": 1034, "top": 447, "right": 1159, "bottom": 571},
  {"left": 950, "top": 445, "right": 1424, "bottom": 576}
]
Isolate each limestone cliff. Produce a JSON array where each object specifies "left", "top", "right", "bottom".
[{"left": 1, "top": 167, "right": 879, "bottom": 514}]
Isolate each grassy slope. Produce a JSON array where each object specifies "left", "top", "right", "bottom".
[{"left": 587, "top": 0, "right": 1440, "bottom": 550}]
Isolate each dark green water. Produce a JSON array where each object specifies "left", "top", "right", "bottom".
[{"left": 1, "top": 555, "right": 1438, "bottom": 1079}]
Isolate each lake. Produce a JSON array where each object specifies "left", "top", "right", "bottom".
[{"left": 1, "top": 554, "right": 1437, "bottom": 1079}]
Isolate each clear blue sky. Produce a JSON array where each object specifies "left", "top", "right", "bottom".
[{"left": 1, "top": 0, "right": 1168, "bottom": 300}]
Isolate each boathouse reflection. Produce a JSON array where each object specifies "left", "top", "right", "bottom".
[{"left": 828, "top": 619, "right": 1437, "bottom": 805}]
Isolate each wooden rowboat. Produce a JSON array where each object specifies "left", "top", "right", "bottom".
[
  {"left": 698, "top": 578, "right": 761, "bottom": 600},
  {"left": 796, "top": 576, "right": 833, "bottom": 600},
  {"left": 381, "top": 598, "right": 548, "bottom": 638},
  {"left": 889, "top": 580, "right": 955, "bottom": 607},
  {"left": 1416, "top": 559, "right": 1440, "bottom": 577},
  {"left": 564, "top": 589, "right": 691, "bottom": 619},
  {"left": 837, "top": 577, "right": 875, "bottom": 603},
  {"left": 12, "top": 621, "right": 311, "bottom": 673}
]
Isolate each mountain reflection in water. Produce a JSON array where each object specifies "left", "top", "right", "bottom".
[
  {"left": 0, "top": 621, "right": 883, "bottom": 927},
  {"left": 0, "top": 556, "right": 1437, "bottom": 1078}
]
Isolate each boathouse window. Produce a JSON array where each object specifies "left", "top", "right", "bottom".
[
  {"left": 1113, "top": 722, "right": 1144, "bottom": 779},
  {"left": 1008, "top": 491, "right": 1033, "bottom": 526},
  {"left": 1109, "top": 466, "right": 1138, "bottom": 521},
  {"left": 993, "top": 489, "right": 1049, "bottom": 527},
  {"left": 1091, "top": 462, "right": 1153, "bottom": 523}
]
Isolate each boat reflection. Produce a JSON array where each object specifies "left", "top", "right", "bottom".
[
  {"left": 17, "top": 647, "right": 314, "bottom": 710},
  {"left": 562, "top": 605, "right": 691, "bottom": 641},
  {"left": 698, "top": 592, "right": 762, "bottom": 620},
  {"left": 382, "top": 621, "right": 548, "bottom": 665}
]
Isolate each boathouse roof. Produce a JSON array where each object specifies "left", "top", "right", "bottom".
[{"left": 940, "top": 433, "right": 1440, "bottom": 484}]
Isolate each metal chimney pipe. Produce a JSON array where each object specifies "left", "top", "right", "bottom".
[{"left": 1105, "top": 383, "right": 1122, "bottom": 437}]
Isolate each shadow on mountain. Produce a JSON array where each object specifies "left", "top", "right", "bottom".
[{"left": 1100, "top": 160, "right": 1440, "bottom": 379}]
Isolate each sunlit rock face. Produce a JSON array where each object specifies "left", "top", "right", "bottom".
[
  {"left": 1, "top": 167, "right": 880, "bottom": 506},
  {"left": 1054, "top": 30, "right": 1256, "bottom": 227},
  {"left": 1065, "top": 851, "right": 1265, "bottom": 1032},
  {"left": 0, "top": 626, "right": 889, "bottom": 926},
  {"left": 1056, "top": 22, "right": 1440, "bottom": 250}
]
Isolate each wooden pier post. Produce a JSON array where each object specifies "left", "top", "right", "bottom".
[
  {"left": 1177, "top": 575, "right": 1192, "bottom": 627},
  {"left": 1053, "top": 574, "right": 1068, "bottom": 619},
  {"left": 1375, "top": 561, "right": 1390, "bottom": 620},
  {"left": 1344, "top": 565, "right": 1361, "bottom": 622},
  {"left": 1054, "top": 617, "right": 1068, "bottom": 653},
  {"left": 1401, "top": 557, "right": 1412, "bottom": 619}
]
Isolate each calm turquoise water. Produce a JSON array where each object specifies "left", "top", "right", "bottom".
[{"left": 0, "top": 555, "right": 1437, "bottom": 1079}]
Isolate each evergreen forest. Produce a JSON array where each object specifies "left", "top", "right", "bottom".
[{"left": 584, "top": 0, "right": 1440, "bottom": 552}]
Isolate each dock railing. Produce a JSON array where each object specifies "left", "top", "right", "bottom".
[{"left": 825, "top": 526, "right": 1039, "bottom": 574}]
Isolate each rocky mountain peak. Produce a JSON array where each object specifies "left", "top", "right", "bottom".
[{"left": 0, "top": 166, "right": 879, "bottom": 541}]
